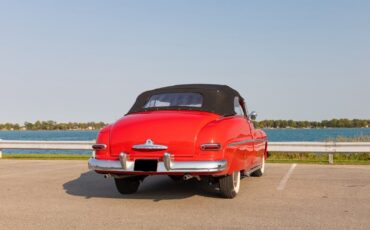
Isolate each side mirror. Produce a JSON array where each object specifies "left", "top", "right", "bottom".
[{"left": 249, "top": 111, "right": 257, "bottom": 121}]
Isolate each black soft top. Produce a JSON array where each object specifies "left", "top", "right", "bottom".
[{"left": 127, "top": 84, "right": 245, "bottom": 116}]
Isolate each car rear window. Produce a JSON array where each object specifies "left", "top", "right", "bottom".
[{"left": 144, "top": 93, "right": 203, "bottom": 108}]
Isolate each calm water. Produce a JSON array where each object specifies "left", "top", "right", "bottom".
[{"left": 0, "top": 128, "right": 369, "bottom": 154}]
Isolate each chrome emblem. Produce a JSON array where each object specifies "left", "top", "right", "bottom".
[
  {"left": 132, "top": 139, "right": 168, "bottom": 150},
  {"left": 145, "top": 139, "right": 154, "bottom": 145}
]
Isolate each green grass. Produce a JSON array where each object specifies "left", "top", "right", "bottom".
[
  {"left": 325, "top": 135, "right": 370, "bottom": 142},
  {"left": 267, "top": 152, "right": 370, "bottom": 165},
  {"left": 266, "top": 159, "right": 370, "bottom": 165},
  {"left": 266, "top": 136, "right": 370, "bottom": 164},
  {"left": 2, "top": 152, "right": 369, "bottom": 165},
  {"left": 2, "top": 154, "right": 90, "bottom": 160}
]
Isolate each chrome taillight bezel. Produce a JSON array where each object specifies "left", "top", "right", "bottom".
[
  {"left": 200, "top": 143, "right": 221, "bottom": 151},
  {"left": 92, "top": 144, "right": 107, "bottom": 151}
]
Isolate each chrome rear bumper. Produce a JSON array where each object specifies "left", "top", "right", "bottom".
[{"left": 88, "top": 153, "right": 227, "bottom": 173}]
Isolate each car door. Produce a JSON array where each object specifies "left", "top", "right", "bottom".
[
  {"left": 248, "top": 120, "right": 265, "bottom": 167},
  {"left": 234, "top": 97, "right": 255, "bottom": 170},
  {"left": 246, "top": 111, "right": 266, "bottom": 167}
]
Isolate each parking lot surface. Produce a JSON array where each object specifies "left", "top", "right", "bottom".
[{"left": 0, "top": 160, "right": 369, "bottom": 230}]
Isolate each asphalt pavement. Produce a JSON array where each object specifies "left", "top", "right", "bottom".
[{"left": 0, "top": 160, "right": 369, "bottom": 230}]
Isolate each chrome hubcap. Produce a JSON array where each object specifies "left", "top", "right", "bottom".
[
  {"left": 261, "top": 156, "right": 265, "bottom": 174},
  {"left": 232, "top": 171, "right": 240, "bottom": 193}
]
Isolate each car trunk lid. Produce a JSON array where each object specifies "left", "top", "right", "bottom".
[{"left": 109, "top": 111, "right": 219, "bottom": 159}]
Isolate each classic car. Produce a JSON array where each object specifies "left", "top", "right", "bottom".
[{"left": 88, "top": 84, "right": 268, "bottom": 198}]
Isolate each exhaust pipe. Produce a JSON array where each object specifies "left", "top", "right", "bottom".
[
  {"left": 183, "top": 174, "right": 193, "bottom": 180},
  {"left": 183, "top": 174, "right": 201, "bottom": 181},
  {"left": 104, "top": 174, "right": 112, "bottom": 179}
]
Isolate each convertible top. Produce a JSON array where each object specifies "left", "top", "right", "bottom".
[{"left": 127, "top": 84, "right": 245, "bottom": 116}]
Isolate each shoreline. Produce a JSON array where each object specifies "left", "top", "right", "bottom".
[{"left": 0, "top": 127, "right": 369, "bottom": 131}]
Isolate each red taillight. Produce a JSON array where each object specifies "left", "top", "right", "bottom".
[
  {"left": 200, "top": 143, "right": 221, "bottom": 151},
  {"left": 92, "top": 144, "right": 107, "bottom": 151}
]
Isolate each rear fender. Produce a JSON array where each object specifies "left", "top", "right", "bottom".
[
  {"left": 224, "top": 145, "right": 248, "bottom": 175},
  {"left": 196, "top": 117, "right": 252, "bottom": 174},
  {"left": 95, "top": 125, "right": 112, "bottom": 159}
]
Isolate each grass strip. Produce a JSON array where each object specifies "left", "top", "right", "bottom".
[
  {"left": 2, "top": 153, "right": 370, "bottom": 165},
  {"left": 2, "top": 154, "right": 90, "bottom": 160},
  {"left": 267, "top": 152, "right": 370, "bottom": 165}
]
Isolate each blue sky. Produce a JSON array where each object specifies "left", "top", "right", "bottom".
[{"left": 0, "top": 0, "right": 369, "bottom": 123}]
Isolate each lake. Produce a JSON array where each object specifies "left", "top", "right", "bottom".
[{"left": 0, "top": 128, "right": 369, "bottom": 154}]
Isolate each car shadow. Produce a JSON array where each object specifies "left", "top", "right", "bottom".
[{"left": 63, "top": 171, "right": 221, "bottom": 201}]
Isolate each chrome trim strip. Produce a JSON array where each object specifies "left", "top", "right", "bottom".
[
  {"left": 132, "top": 139, "right": 168, "bottom": 150},
  {"left": 244, "top": 164, "right": 262, "bottom": 177},
  {"left": 88, "top": 157, "right": 227, "bottom": 173},
  {"left": 228, "top": 139, "right": 266, "bottom": 147},
  {"left": 228, "top": 139, "right": 254, "bottom": 146},
  {"left": 254, "top": 139, "right": 267, "bottom": 143}
]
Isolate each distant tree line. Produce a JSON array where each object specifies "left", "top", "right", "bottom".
[
  {"left": 254, "top": 119, "right": 369, "bottom": 129},
  {"left": 0, "top": 119, "right": 369, "bottom": 131},
  {"left": 0, "top": 121, "right": 107, "bottom": 131}
]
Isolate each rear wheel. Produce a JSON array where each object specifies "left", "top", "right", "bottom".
[
  {"left": 251, "top": 155, "right": 265, "bottom": 177},
  {"left": 114, "top": 176, "right": 144, "bottom": 194},
  {"left": 219, "top": 171, "right": 240, "bottom": 199}
]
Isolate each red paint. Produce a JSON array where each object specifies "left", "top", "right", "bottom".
[{"left": 95, "top": 110, "right": 267, "bottom": 176}]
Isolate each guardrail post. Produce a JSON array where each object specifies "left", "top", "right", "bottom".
[
  {"left": 0, "top": 139, "right": 2, "bottom": 159},
  {"left": 328, "top": 153, "right": 334, "bottom": 164}
]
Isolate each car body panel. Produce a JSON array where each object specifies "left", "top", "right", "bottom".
[
  {"left": 109, "top": 111, "right": 220, "bottom": 159},
  {"left": 90, "top": 84, "right": 267, "bottom": 178}
]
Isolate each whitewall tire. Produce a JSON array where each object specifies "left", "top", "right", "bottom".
[{"left": 219, "top": 171, "right": 241, "bottom": 198}]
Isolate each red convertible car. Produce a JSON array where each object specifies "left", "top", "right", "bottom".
[{"left": 88, "top": 84, "right": 268, "bottom": 198}]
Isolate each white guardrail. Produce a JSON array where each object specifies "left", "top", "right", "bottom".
[
  {"left": 0, "top": 140, "right": 369, "bottom": 164},
  {"left": 0, "top": 140, "right": 95, "bottom": 159}
]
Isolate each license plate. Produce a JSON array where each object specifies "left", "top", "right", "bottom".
[{"left": 134, "top": 160, "right": 158, "bottom": 172}]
